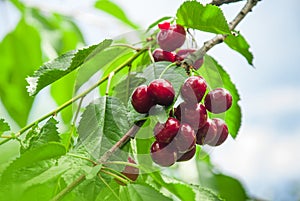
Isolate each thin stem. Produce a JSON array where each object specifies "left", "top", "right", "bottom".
[
  {"left": 50, "top": 174, "right": 86, "bottom": 201},
  {"left": 158, "top": 63, "right": 176, "bottom": 79},
  {"left": 111, "top": 43, "right": 141, "bottom": 51},
  {"left": 105, "top": 72, "right": 115, "bottom": 96},
  {"left": 98, "top": 174, "right": 121, "bottom": 201},
  {"left": 104, "top": 161, "right": 139, "bottom": 169},
  {"left": 101, "top": 166, "right": 133, "bottom": 182},
  {"left": 100, "top": 169, "right": 129, "bottom": 185},
  {"left": 211, "top": 0, "right": 246, "bottom": 6},
  {"left": 66, "top": 153, "right": 98, "bottom": 166},
  {"left": 0, "top": 48, "right": 147, "bottom": 146}
]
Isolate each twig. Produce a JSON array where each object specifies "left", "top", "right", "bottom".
[
  {"left": 211, "top": 0, "right": 246, "bottom": 6},
  {"left": 184, "top": 0, "right": 260, "bottom": 66}
]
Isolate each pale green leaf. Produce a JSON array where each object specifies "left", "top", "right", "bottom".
[
  {"left": 176, "top": 1, "right": 230, "bottom": 34},
  {"left": 224, "top": 32, "right": 254, "bottom": 65},
  {"left": 95, "top": 0, "right": 139, "bottom": 29}
]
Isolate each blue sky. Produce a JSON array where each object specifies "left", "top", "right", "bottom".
[{"left": 1, "top": 0, "right": 300, "bottom": 200}]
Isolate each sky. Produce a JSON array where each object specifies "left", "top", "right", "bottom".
[{"left": 1, "top": 0, "right": 300, "bottom": 200}]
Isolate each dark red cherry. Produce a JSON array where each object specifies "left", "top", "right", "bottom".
[
  {"left": 196, "top": 119, "right": 217, "bottom": 145},
  {"left": 173, "top": 123, "right": 196, "bottom": 153},
  {"left": 177, "top": 145, "right": 196, "bottom": 162},
  {"left": 181, "top": 76, "right": 207, "bottom": 104},
  {"left": 131, "top": 85, "right": 155, "bottom": 113},
  {"left": 150, "top": 141, "right": 177, "bottom": 167},
  {"left": 154, "top": 117, "right": 180, "bottom": 143},
  {"left": 175, "top": 49, "right": 204, "bottom": 70},
  {"left": 205, "top": 118, "right": 229, "bottom": 146},
  {"left": 116, "top": 157, "right": 139, "bottom": 185},
  {"left": 148, "top": 79, "right": 175, "bottom": 106},
  {"left": 153, "top": 49, "right": 176, "bottom": 62},
  {"left": 176, "top": 102, "right": 208, "bottom": 130},
  {"left": 157, "top": 22, "right": 186, "bottom": 52},
  {"left": 204, "top": 88, "right": 233, "bottom": 114}
]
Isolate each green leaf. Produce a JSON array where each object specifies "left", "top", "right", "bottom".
[
  {"left": 120, "top": 184, "right": 173, "bottom": 201},
  {"left": 176, "top": 1, "right": 230, "bottom": 34},
  {"left": 95, "top": 0, "right": 139, "bottom": 29},
  {"left": 0, "top": 119, "right": 10, "bottom": 135},
  {"left": 146, "top": 16, "right": 173, "bottom": 32},
  {"left": 77, "top": 96, "right": 130, "bottom": 160},
  {"left": 96, "top": 180, "right": 121, "bottom": 201},
  {"left": 191, "top": 185, "right": 224, "bottom": 201},
  {"left": 224, "top": 32, "right": 254, "bottom": 65},
  {"left": 86, "top": 164, "right": 103, "bottom": 180},
  {"left": 198, "top": 55, "right": 241, "bottom": 138},
  {"left": 0, "top": 18, "right": 42, "bottom": 126},
  {"left": 27, "top": 39, "right": 113, "bottom": 96},
  {"left": 1, "top": 142, "right": 66, "bottom": 183}
]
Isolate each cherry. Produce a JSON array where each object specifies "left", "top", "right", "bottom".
[
  {"left": 116, "top": 157, "right": 139, "bottom": 185},
  {"left": 131, "top": 85, "right": 155, "bottom": 113},
  {"left": 177, "top": 145, "right": 196, "bottom": 162},
  {"left": 148, "top": 79, "right": 175, "bottom": 106},
  {"left": 204, "top": 88, "right": 233, "bottom": 114},
  {"left": 153, "top": 49, "right": 176, "bottom": 62},
  {"left": 154, "top": 117, "right": 180, "bottom": 143},
  {"left": 176, "top": 49, "right": 204, "bottom": 70},
  {"left": 196, "top": 119, "right": 217, "bottom": 145},
  {"left": 205, "top": 118, "right": 229, "bottom": 146},
  {"left": 173, "top": 123, "right": 196, "bottom": 153},
  {"left": 181, "top": 76, "right": 207, "bottom": 104},
  {"left": 150, "top": 141, "right": 177, "bottom": 167},
  {"left": 175, "top": 102, "right": 207, "bottom": 130},
  {"left": 157, "top": 22, "right": 186, "bottom": 52}
]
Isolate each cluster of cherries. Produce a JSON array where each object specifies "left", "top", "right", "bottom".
[
  {"left": 131, "top": 76, "right": 232, "bottom": 167},
  {"left": 152, "top": 21, "right": 203, "bottom": 69}
]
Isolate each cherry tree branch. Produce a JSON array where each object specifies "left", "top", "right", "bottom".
[
  {"left": 211, "top": 0, "right": 246, "bottom": 6},
  {"left": 184, "top": 0, "right": 260, "bottom": 66}
]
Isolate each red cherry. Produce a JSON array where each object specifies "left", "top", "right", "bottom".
[
  {"left": 177, "top": 145, "right": 196, "bottom": 162},
  {"left": 154, "top": 117, "right": 180, "bottom": 143},
  {"left": 153, "top": 49, "right": 176, "bottom": 62},
  {"left": 196, "top": 119, "right": 217, "bottom": 145},
  {"left": 150, "top": 141, "right": 177, "bottom": 167},
  {"left": 157, "top": 23, "right": 186, "bottom": 52},
  {"left": 175, "top": 102, "right": 208, "bottom": 130},
  {"left": 181, "top": 76, "right": 207, "bottom": 104},
  {"left": 204, "top": 88, "right": 233, "bottom": 114},
  {"left": 173, "top": 123, "right": 196, "bottom": 153},
  {"left": 116, "top": 157, "right": 139, "bottom": 185},
  {"left": 148, "top": 79, "right": 175, "bottom": 106},
  {"left": 205, "top": 118, "right": 229, "bottom": 146},
  {"left": 131, "top": 85, "right": 155, "bottom": 113}
]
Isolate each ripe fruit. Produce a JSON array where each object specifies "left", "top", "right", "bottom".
[
  {"left": 116, "top": 157, "right": 139, "bottom": 185},
  {"left": 131, "top": 85, "right": 155, "bottom": 113},
  {"left": 205, "top": 118, "right": 229, "bottom": 146},
  {"left": 181, "top": 76, "right": 207, "bottom": 104},
  {"left": 173, "top": 123, "right": 196, "bottom": 153},
  {"left": 176, "top": 49, "right": 204, "bottom": 69},
  {"left": 157, "top": 22, "right": 186, "bottom": 52},
  {"left": 153, "top": 49, "right": 176, "bottom": 62},
  {"left": 154, "top": 117, "right": 180, "bottom": 143},
  {"left": 177, "top": 145, "right": 196, "bottom": 162},
  {"left": 150, "top": 141, "right": 177, "bottom": 167},
  {"left": 196, "top": 119, "right": 217, "bottom": 145},
  {"left": 204, "top": 88, "right": 233, "bottom": 114},
  {"left": 148, "top": 79, "right": 175, "bottom": 106},
  {"left": 175, "top": 102, "right": 207, "bottom": 130}
]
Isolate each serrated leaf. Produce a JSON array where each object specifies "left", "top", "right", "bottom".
[
  {"left": 198, "top": 55, "right": 241, "bottom": 138},
  {"left": 0, "top": 119, "right": 10, "bottom": 135},
  {"left": 191, "top": 185, "right": 224, "bottom": 201},
  {"left": 96, "top": 180, "right": 121, "bottom": 201},
  {"left": 77, "top": 96, "right": 130, "bottom": 161},
  {"left": 224, "top": 32, "right": 254, "bottom": 65},
  {"left": 0, "top": 18, "right": 42, "bottom": 126},
  {"left": 95, "top": 0, "right": 139, "bottom": 29},
  {"left": 27, "top": 39, "right": 112, "bottom": 96},
  {"left": 176, "top": 1, "right": 230, "bottom": 34},
  {"left": 120, "top": 184, "right": 173, "bottom": 201}
]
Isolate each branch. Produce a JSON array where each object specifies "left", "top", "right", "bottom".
[
  {"left": 184, "top": 0, "right": 260, "bottom": 66},
  {"left": 211, "top": 0, "right": 246, "bottom": 6}
]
